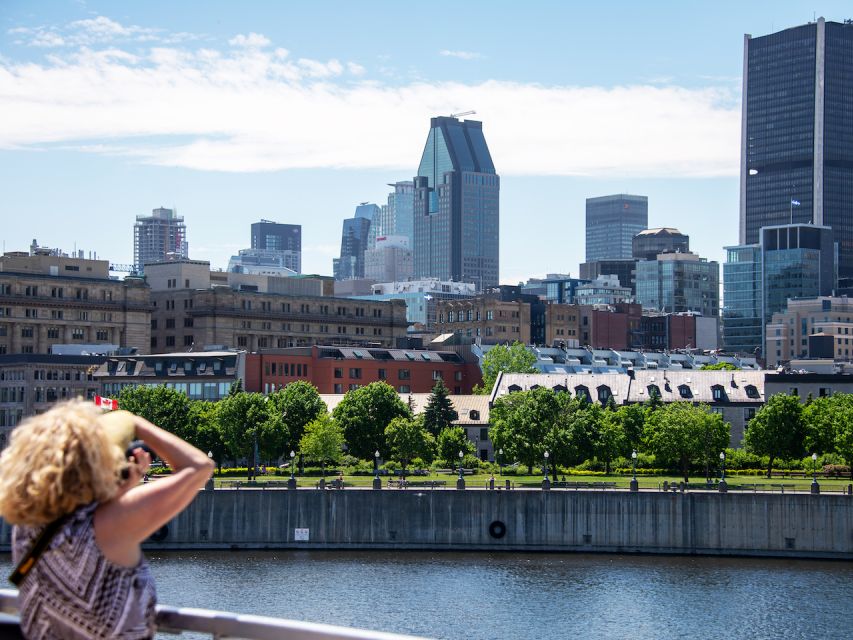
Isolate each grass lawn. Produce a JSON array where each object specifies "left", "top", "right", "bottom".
[{"left": 211, "top": 471, "right": 853, "bottom": 493}]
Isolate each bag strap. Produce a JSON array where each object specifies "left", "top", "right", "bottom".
[{"left": 9, "top": 517, "right": 67, "bottom": 587}]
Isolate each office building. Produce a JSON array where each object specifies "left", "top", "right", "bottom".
[
  {"left": 740, "top": 18, "right": 853, "bottom": 287},
  {"left": 635, "top": 252, "right": 719, "bottom": 318},
  {"left": 227, "top": 249, "right": 298, "bottom": 277},
  {"left": 333, "top": 204, "right": 375, "bottom": 280},
  {"left": 632, "top": 228, "right": 690, "bottom": 261},
  {"left": 765, "top": 296, "right": 853, "bottom": 367},
  {"left": 385, "top": 181, "right": 415, "bottom": 247},
  {"left": 250, "top": 220, "right": 301, "bottom": 273},
  {"left": 0, "top": 252, "right": 151, "bottom": 356},
  {"left": 521, "top": 274, "right": 590, "bottom": 304},
  {"left": 575, "top": 275, "right": 633, "bottom": 306},
  {"left": 585, "top": 194, "right": 648, "bottom": 262},
  {"left": 722, "top": 244, "right": 763, "bottom": 355},
  {"left": 363, "top": 236, "right": 413, "bottom": 283},
  {"left": 579, "top": 259, "right": 637, "bottom": 294},
  {"left": 723, "top": 223, "right": 836, "bottom": 357},
  {"left": 352, "top": 279, "right": 475, "bottom": 328},
  {"left": 133, "top": 207, "right": 188, "bottom": 273},
  {"left": 413, "top": 116, "right": 499, "bottom": 290}
]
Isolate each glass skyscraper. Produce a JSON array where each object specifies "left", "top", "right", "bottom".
[
  {"left": 333, "top": 204, "right": 376, "bottom": 280},
  {"left": 722, "top": 244, "right": 763, "bottom": 354},
  {"left": 250, "top": 220, "right": 301, "bottom": 273},
  {"left": 635, "top": 253, "right": 719, "bottom": 318},
  {"left": 585, "top": 194, "right": 648, "bottom": 262},
  {"left": 740, "top": 18, "right": 853, "bottom": 287},
  {"left": 413, "top": 116, "right": 499, "bottom": 291}
]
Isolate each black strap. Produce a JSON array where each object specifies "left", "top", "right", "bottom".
[{"left": 9, "top": 517, "right": 66, "bottom": 587}]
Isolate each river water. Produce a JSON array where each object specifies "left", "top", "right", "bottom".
[{"left": 3, "top": 550, "right": 852, "bottom": 639}]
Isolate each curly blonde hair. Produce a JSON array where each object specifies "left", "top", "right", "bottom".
[{"left": 0, "top": 399, "right": 125, "bottom": 526}]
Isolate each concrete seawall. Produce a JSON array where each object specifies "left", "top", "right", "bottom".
[{"left": 2, "top": 490, "right": 851, "bottom": 559}]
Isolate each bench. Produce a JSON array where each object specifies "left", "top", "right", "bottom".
[
  {"left": 221, "top": 480, "right": 289, "bottom": 489},
  {"left": 387, "top": 480, "right": 447, "bottom": 489},
  {"left": 316, "top": 479, "right": 347, "bottom": 489},
  {"left": 769, "top": 483, "right": 797, "bottom": 492}
]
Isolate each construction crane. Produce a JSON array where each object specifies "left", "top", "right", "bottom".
[{"left": 450, "top": 110, "right": 476, "bottom": 119}]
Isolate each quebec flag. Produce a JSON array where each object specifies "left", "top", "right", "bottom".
[{"left": 791, "top": 199, "right": 801, "bottom": 206}]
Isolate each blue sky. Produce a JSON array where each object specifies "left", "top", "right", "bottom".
[{"left": 1, "top": 1, "right": 850, "bottom": 282}]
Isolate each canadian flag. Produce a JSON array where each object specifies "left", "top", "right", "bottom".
[{"left": 94, "top": 395, "right": 118, "bottom": 411}]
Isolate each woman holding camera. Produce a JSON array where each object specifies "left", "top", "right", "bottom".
[{"left": 0, "top": 399, "right": 214, "bottom": 639}]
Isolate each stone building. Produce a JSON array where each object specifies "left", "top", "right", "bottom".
[
  {"left": 145, "top": 261, "right": 409, "bottom": 352},
  {"left": 0, "top": 252, "right": 150, "bottom": 355}
]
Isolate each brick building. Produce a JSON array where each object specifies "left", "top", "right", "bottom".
[
  {"left": 0, "top": 252, "right": 150, "bottom": 355},
  {"left": 246, "top": 345, "right": 481, "bottom": 395}
]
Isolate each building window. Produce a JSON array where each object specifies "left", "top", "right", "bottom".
[
  {"left": 184, "top": 335, "right": 194, "bottom": 346},
  {"left": 334, "top": 368, "right": 343, "bottom": 379},
  {"left": 744, "top": 385, "right": 760, "bottom": 399},
  {"left": 166, "top": 318, "right": 175, "bottom": 329},
  {"left": 398, "top": 369, "right": 410, "bottom": 380},
  {"left": 237, "top": 336, "right": 248, "bottom": 347},
  {"left": 378, "top": 368, "right": 387, "bottom": 380},
  {"left": 349, "top": 368, "right": 362, "bottom": 379},
  {"left": 678, "top": 385, "right": 693, "bottom": 399},
  {"left": 96, "top": 330, "right": 108, "bottom": 341},
  {"left": 334, "top": 383, "right": 343, "bottom": 394},
  {"left": 165, "top": 336, "right": 175, "bottom": 347},
  {"left": 399, "top": 385, "right": 410, "bottom": 393}
]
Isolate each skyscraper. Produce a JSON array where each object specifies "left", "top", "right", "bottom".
[
  {"left": 133, "top": 207, "right": 188, "bottom": 273},
  {"left": 384, "top": 181, "right": 415, "bottom": 248},
  {"left": 585, "top": 194, "right": 648, "bottom": 262},
  {"left": 333, "top": 204, "right": 376, "bottom": 280},
  {"left": 740, "top": 18, "right": 853, "bottom": 287},
  {"left": 250, "top": 220, "right": 301, "bottom": 273},
  {"left": 413, "top": 116, "right": 499, "bottom": 291}
]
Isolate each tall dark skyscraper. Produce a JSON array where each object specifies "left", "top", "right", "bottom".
[
  {"left": 740, "top": 18, "right": 853, "bottom": 286},
  {"left": 250, "top": 219, "right": 301, "bottom": 273},
  {"left": 413, "top": 116, "right": 499, "bottom": 291},
  {"left": 585, "top": 194, "right": 648, "bottom": 261}
]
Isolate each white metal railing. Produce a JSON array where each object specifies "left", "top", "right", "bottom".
[{"left": 0, "top": 589, "right": 428, "bottom": 640}]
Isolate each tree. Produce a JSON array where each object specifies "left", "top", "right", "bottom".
[
  {"left": 436, "top": 426, "right": 474, "bottom": 469},
  {"left": 188, "top": 400, "right": 227, "bottom": 470},
  {"left": 332, "top": 382, "right": 410, "bottom": 459},
  {"left": 215, "top": 391, "right": 270, "bottom": 480},
  {"left": 613, "top": 403, "right": 646, "bottom": 450},
  {"left": 385, "top": 416, "right": 435, "bottom": 478},
  {"left": 744, "top": 393, "right": 805, "bottom": 478},
  {"left": 117, "top": 385, "right": 193, "bottom": 442},
  {"left": 489, "top": 388, "right": 554, "bottom": 474},
  {"left": 803, "top": 394, "right": 853, "bottom": 456},
  {"left": 475, "top": 341, "right": 537, "bottom": 394},
  {"left": 268, "top": 381, "right": 326, "bottom": 455},
  {"left": 644, "top": 402, "right": 729, "bottom": 483},
  {"left": 597, "top": 411, "right": 628, "bottom": 474},
  {"left": 557, "top": 395, "right": 605, "bottom": 470},
  {"left": 422, "top": 378, "right": 458, "bottom": 436},
  {"left": 835, "top": 407, "right": 853, "bottom": 479},
  {"left": 299, "top": 413, "right": 344, "bottom": 479}
]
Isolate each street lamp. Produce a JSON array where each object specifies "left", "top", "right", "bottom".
[
  {"left": 205, "top": 451, "right": 214, "bottom": 491},
  {"left": 457, "top": 450, "right": 465, "bottom": 490},
  {"left": 542, "top": 451, "right": 550, "bottom": 490},
  {"left": 498, "top": 448, "right": 504, "bottom": 476},
  {"left": 719, "top": 451, "right": 728, "bottom": 493},
  {"left": 287, "top": 450, "right": 296, "bottom": 490},
  {"left": 373, "top": 450, "right": 381, "bottom": 491},
  {"left": 630, "top": 449, "right": 638, "bottom": 492},
  {"left": 811, "top": 452, "right": 820, "bottom": 494}
]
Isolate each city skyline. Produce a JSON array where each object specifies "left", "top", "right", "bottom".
[{"left": 1, "top": 1, "right": 851, "bottom": 283}]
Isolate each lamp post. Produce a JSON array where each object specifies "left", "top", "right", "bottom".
[
  {"left": 811, "top": 452, "right": 820, "bottom": 494},
  {"left": 457, "top": 450, "right": 465, "bottom": 490},
  {"left": 542, "top": 451, "right": 550, "bottom": 491},
  {"left": 719, "top": 451, "right": 728, "bottom": 493},
  {"left": 630, "top": 449, "right": 638, "bottom": 492},
  {"left": 373, "top": 450, "right": 381, "bottom": 490},
  {"left": 287, "top": 450, "right": 296, "bottom": 490},
  {"left": 498, "top": 448, "right": 504, "bottom": 476}
]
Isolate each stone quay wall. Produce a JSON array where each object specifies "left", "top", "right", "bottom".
[{"left": 2, "top": 489, "right": 851, "bottom": 559}]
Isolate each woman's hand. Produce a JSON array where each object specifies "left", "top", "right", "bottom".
[{"left": 119, "top": 447, "right": 152, "bottom": 492}]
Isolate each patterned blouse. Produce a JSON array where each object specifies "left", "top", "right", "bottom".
[{"left": 12, "top": 503, "right": 157, "bottom": 639}]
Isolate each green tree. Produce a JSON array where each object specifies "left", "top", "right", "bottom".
[
  {"left": 835, "top": 403, "right": 853, "bottom": 478},
  {"left": 299, "top": 413, "right": 344, "bottom": 479},
  {"left": 644, "top": 402, "right": 729, "bottom": 483},
  {"left": 489, "top": 387, "right": 554, "bottom": 474},
  {"left": 188, "top": 400, "right": 227, "bottom": 470},
  {"left": 597, "top": 411, "right": 628, "bottom": 474},
  {"left": 422, "top": 378, "right": 458, "bottom": 436},
  {"left": 117, "top": 385, "right": 193, "bottom": 442},
  {"left": 613, "top": 403, "right": 646, "bottom": 450},
  {"left": 474, "top": 341, "right": 537, "bottom": 394},
  {"left": 552, "top": 393, "right": 604, "bottom": 476},
  {"left": 803, "top": 394, "right": 853, "bottom": 457},
  {"left": 215, "top": 391, "right": 270, "bottom": 479},
  {"left": 436, "top": 426, "right": 474, "bottom": 469},
  {"left": 744, "top": 393, "right": 805, "bottom": 478},
  {"left": 332, "top": 382, "right": 410, "bottom": 459},
  {"left": 268, "top": 381, "right": 327, "bottom": 455},
  {"left": 385, "top": 416, "right": 435, "bottom": 478}
]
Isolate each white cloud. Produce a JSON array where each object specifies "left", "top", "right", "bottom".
[
  {"left": 439, "top": 49, "right": 484, "bottom": 60},
  {"left": 0, "top": 33, "right": 741, "bottom": 178},
  {"left": 8, "top": 15, "right": 200, "bottom": 48}
]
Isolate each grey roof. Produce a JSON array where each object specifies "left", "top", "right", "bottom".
[{"left": 492, "top": 370, "right": 765, "bottom": 405}]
